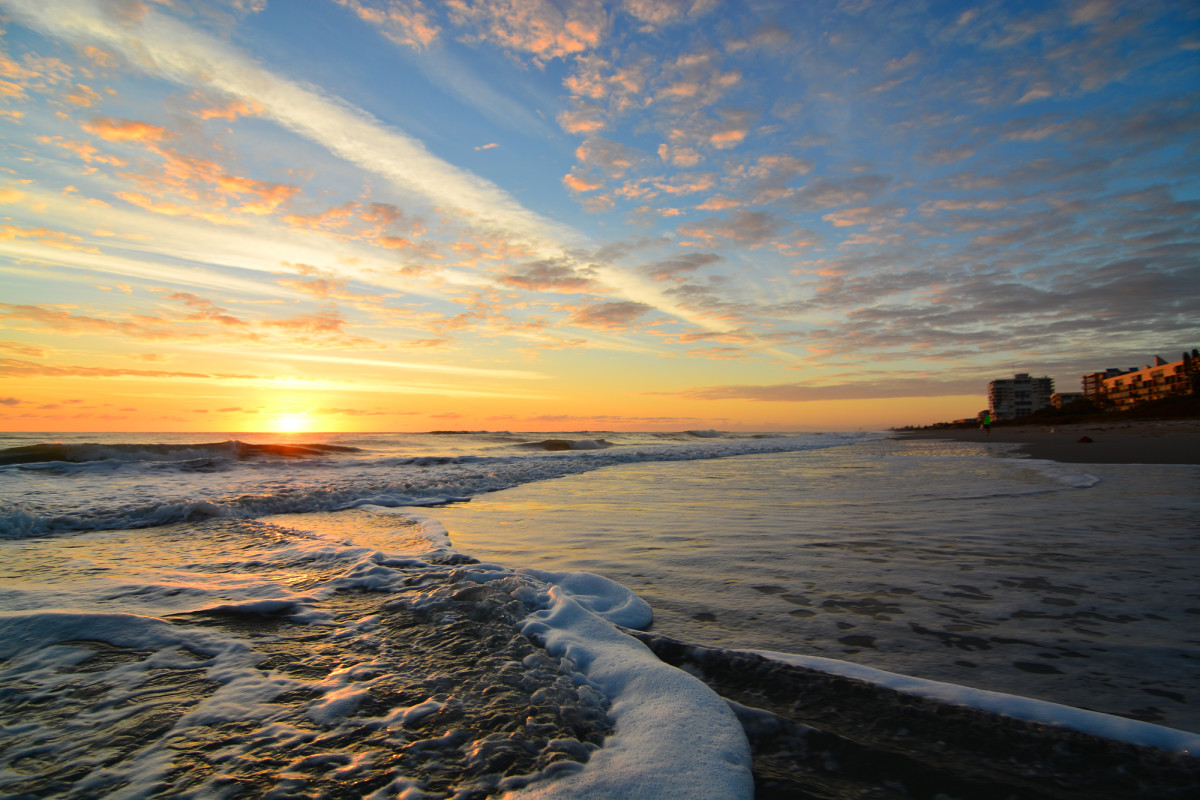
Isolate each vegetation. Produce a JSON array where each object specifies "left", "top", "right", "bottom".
[{"left": 900, "top": 392, "right": 1199, "bottom": 431}]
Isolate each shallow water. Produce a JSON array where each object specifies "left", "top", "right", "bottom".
[
  {"left": 430, "top": 438, "right": 1200, "bottom": 732},
  {"left": 2, "top": 431, "right": 1197, "bottom": 798}
]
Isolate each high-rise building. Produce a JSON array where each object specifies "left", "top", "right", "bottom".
[{"left": 988, "top": 373, "right": 1055, "bottom": 420}]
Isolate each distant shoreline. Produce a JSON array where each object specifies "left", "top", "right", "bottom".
[{"left": 894, "top": 420, "right": 1200, "bottom": 465}]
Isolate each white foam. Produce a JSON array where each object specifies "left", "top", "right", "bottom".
[
  {"left": 512, "top": 586, "right": 754, "bottom": 800},
  {"left": 517, "top": 568, "right": 653, "bottom": 629},
  {"left": 752, "top": 649, "right": 1200, "bottom": 755},
  {"left": 0, "top": 610, "right": 199, "bottom": 659}
]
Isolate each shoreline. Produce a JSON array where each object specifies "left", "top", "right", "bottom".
[{"left": 893, "top": 420, "right": 1200, "bottom": 465}]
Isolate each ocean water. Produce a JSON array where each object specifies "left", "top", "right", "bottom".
[{"left": 1, "top": 430, "right": 1197, "bottom": 799}]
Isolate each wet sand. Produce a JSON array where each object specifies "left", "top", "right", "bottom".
[
  {"left": 896, "top": 420, "right": 1200, "bottom": 465},
  {"left": 630, "top": 630, "right": 1200, "bottom": 800}
]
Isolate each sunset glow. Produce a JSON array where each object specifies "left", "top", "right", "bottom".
[
  {"left": 0, "top": 0, "right": 1196, "bottom": 433},
  {"left": 270, "top": 413, "right": 311, "bottom": 434}
]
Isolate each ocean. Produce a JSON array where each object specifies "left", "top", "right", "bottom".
[{"left": 1, "top": 430, "right": 1197, "bottom": 799}]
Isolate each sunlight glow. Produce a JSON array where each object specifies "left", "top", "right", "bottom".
[{"left": 271, "top": 413, "right": 310, "bottom": 434}]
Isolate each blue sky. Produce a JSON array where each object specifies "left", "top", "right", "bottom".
[{"left": 0, "top": 0, "right": 1197, "bottom": 431}]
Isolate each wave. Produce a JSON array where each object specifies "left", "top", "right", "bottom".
[
  {"left": 519, "top": 438, "right": 612, "bottom": 451},
  {"left": 0, "top": 440, "right": 361, "bottom": 467},
  {"left": 0, "top": 434, "right": 871, "bottom": 538}
]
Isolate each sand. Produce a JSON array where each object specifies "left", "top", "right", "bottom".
[{"left": 895, "top": 420, "right": 1200, "bottom": 465}]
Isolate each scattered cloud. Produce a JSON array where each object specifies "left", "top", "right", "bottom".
[
  {"left": 335, "top": 0, "right": 441, "bottom": 50},
  {"left": 660, "top": 377, "right": 986, "bottom": 402},
  {"left": 447, "top": 0, "right": 607, "bottom": 64},
  {"left": 500, "top": 260, "right": 595, "bottom": 292},
  {"left": 564, "top": 300, "right": 655, "bottom": 330}
]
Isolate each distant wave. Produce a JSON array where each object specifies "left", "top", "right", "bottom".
[
  {"left": 519, "top": 438, "right": 612, "bottom": 451},
  {"left": 0, "top": 433, "right": 873, "bottom": 538},
  {"left": 0, "top": 440, "right": 361, "bottom": 467}
]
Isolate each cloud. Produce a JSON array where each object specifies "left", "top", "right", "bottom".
[
  {"left": 190, "top": 96, "right": 262, "bottom": 120},
  {"left": 557, "top": 105, "right": 607, "bottom": 134},
  {"left": 500, "top": 260, "right": 595, "bottom": 292},
  {"left": 63, "top": 82, "right": 101, "bottom": 106},
  {"left": 655, "top": 48, "right": 742, "bottom": 110},
  {"left": 677, "top": 210, "right": 779, "bottom": 246},
  {"left": 563, "top": 171, "right": 604, "bottom": 193},
  {"left": 162, "top": 292, "right": 250, "bottom": 327},
  {"left": 621, "top": 0, "right": 712, "bottom": 28},
  {"left": 334, "top": 0, "right": 441, "bottom": 50},
  {"left": 37, "top": 135, "right": 128, "bottom": 165},
  {"left": 314, "top": 407, "right": 393, "bottom": 416},
  {"left": 7, "top": 0, "right": 579, "bottom": 253},
  {"left": 113, "top": 192, "right": 243, "bottom": 225},
  {"left": 657, "top": 143, "right": 701, "bottom": 167},
  {"left": 76, "top": 120, "right": 304, "bottom": 219},
  {"left": 277, "top": 276, "right": 375, "bottom": 303},
  {"left": 0, "top": 223, "right": 102, "bottom": 252},
  {"left": 0, "top": 357, "right": 255, "bottom": 380},
  {"left": 0, "top": 339, "right": 47, "bottom": 356},
  {"left": 661, "top": 377, "right": 985, "bottom": 402},
  {"left": 653, "top": 107, "right": 758, "bottom": 164},
  {"left": 0, "top": 295, "right": 385, "bottom": 349},
  {"left": 261, "top": 309, "right": 377, "bottom": 347},
  {"left": 564, "top": 300, "right": 655, "bottom": 330},
  {"left": 82, "top": 116, "right": 174, "bottom": 142},
  {"left": 821, "top": 204, "right": 905, "bottom": 228},
  {"left": 920, "top": 145, "right": 976, "bottom": 164},
  {"left": 10, "top": 0, "right": 712, "bottom": 333},
  {"left": 694, "top": 195, "right": 740, "bottom": 211},
  {"left": 446, "top": 0, "right": 608, "bottom": 64},
  {"left": 0, "top": 193, "right": 341, "bottom": 300},
  {"left": 0, "top": 396, "right": 20, "bottom": 405},
  {"left": 262, "top": 351, "right": 548, "bottom": 381},
  {"left": 640, "top": 251, "right": 722, "bottom": 282},
  {"left": 725, "top": 23, "right": 792, "bottom": 53},
  {"left": 734, "top": 153, "right": 814, "bottom": 204},
  {"left": 575, "top": 137, "right": 644, "bottom": 179},
  {"left": 791, "top": 174, "right": 892, "bottom": 211},
  {"left": 0, "top": 301, "right": 203, "bottom": 340}
]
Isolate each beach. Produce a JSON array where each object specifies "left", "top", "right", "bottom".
[
  {"left": 2, "top": 430, "right": 1198, "bottom": 798},
  {"left": 895, "top": 420, "right": 1200, "bottom": 465}
]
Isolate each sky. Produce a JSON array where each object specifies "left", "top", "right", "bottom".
[{"left": 0, "top": 0, "right": 1197, "bottom": 433}]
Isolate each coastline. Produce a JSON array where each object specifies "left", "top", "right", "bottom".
[{"left": 894, "top": 420, "right": 1200, "bottom": 465}]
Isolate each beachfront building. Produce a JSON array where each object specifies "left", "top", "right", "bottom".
[
  {"left": 1051, "top": 392, "right": 1085, "bottom": 409},
  {"left": 1082, "top": 367, "right": 1137, "bottom": 403},
  {"left": 988, "top": 373, "right": 1054, "bottom": 420},
  {"left": 1098, "top": 355, "right": 1196, "bottom": 411}
]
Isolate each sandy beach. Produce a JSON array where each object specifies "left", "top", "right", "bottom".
[{"left": 895, "top": 420, "right": 1200, "bottom": 465}]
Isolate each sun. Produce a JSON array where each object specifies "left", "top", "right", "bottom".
[{"left": 271, "top": 412, "right": 310, "bottom": 434}]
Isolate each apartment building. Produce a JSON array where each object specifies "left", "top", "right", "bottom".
[
  {"left": 1100, "top": 355, "right": 1194, "bottom": 411},
  {"left": 1082, "top": 367, "right": 1136, "bottom": 402},
  {"left": 988, "top": 373, "right": 1054, "bottom": 420}
]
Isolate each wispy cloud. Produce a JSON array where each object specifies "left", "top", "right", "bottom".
[
  {"left": 4, "top": 0, "right": 743, "bottom": 337},
  {"left": 259, "top": 351, "right": 549, "bottom": 381},
  {"left": 4, "top": 0, "right": 577, "bottom": 251}
]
